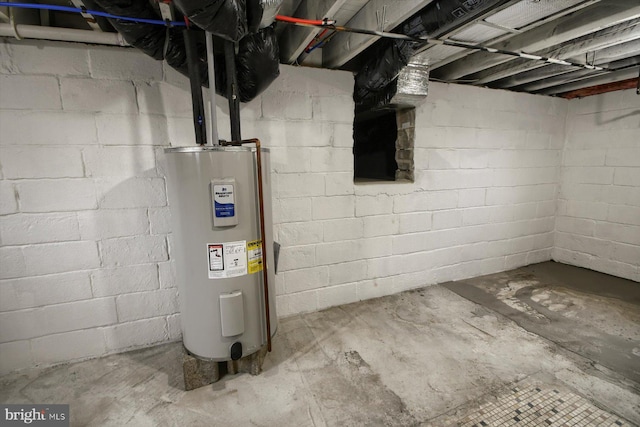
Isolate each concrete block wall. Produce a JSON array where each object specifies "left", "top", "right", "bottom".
[
  {"left": 0, "top": 38, "right": 625, "bottom": 375},
  {"left": 269, "top": 80, "right": 567, "bottom": 318},
  {"left": 0, "top": 40, "right": 185, "bottom": 374},
  {"left": 553, "top": 89, "right": 640, "bottom": 282}
]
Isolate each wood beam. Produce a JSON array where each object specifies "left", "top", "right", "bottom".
[
  {"left": 559, "top": 77, "right": 638, "bottom": 98},
  {"left": 322, "top": 0, "right": 432, "bottom": 69},
  {"left": 539, "top": 66, "right": 639, "bottom": 95}
]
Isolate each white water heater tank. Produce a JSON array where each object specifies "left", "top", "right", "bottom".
[{"left": 164, "top": 146, "right": 277, "bottom": 361}]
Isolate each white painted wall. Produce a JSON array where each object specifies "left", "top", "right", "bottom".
[
  {"left": 553, "top": 90, "right": 640, "bottom": 282},
  {"left": 0, "top": 38, "right": 616, "bottom": 375}
]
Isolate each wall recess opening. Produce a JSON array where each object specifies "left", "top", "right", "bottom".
[{"left": 353, "top": 107, "right": 416, "bottom": 182}]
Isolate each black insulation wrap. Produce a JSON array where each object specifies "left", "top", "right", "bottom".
[
  {"left": 172, "top": 0, "right": 248, "bottom": 42},
  {"left": 246, "top": 0, "right": 264, "bottom": 34},
  {"left": 235, "top": 25, "right": 280, "bottom": 102},
  {"left": 89, "top": 0, "right": 280, "bottom": 103},
  {"left": 353, "top": 40, "right": 413, "bottom": 110},
  {"left": 166, "top": 30, "right": 210, "bottom": 86},
  {"left": 199, "top": 26, "right": 280, "bottom": 102},
  {"left": 90, "top": 0, "right": 168, "bottom": 59},
  {"left": 355, "top": 79, "right": 399, "bottom": 114},
  {"left": 89, "top": 0, "right": 207, "bottom": 84},
  {"left": 355, "top": 0, "right": 490, "bottom": 111}
]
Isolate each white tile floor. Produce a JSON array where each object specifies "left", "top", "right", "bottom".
[{"left": 459, "top": 384, "right": 629, "bottom": 427}]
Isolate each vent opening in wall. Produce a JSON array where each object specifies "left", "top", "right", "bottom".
[{"left": 353, "top": 107, "right": 415, "bottom": 182}]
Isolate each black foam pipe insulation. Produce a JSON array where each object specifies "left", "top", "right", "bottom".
[{"left": 184, "top": 28, "right": 207, "bottom": 145}]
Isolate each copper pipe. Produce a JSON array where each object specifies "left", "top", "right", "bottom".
[{"left": 227, "top": 138, "right": 272, "bottom": 352}]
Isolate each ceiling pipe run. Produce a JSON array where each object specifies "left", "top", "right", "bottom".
[{"left": 0, "top": 22, "right": 128, "bottom": 45}]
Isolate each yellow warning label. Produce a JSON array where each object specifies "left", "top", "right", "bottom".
[{"left": 247, "top": 239, "right": 263, "bottom": 274}]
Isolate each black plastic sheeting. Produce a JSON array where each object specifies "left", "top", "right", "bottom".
[
  {"left": 246, "top": 0, "right": 264, "bottom": 34},
  {"left": 235, "top": 26, "right": 280, "bottom": 102},
  {"left": 89, "top": 0, "right": 207, "bottom": 82},
  {"left": 172, "top": 0, "right": 248, "bottom": 42},
  {"left": 208, "top": 26, "right": 280, "bottom": 102},
  {"left": 354, "top": 0, "right": 501, "bottom": 111},
  {"left": 90, "top": 0, "right": 280, "bottom": 103},
  {"left": 353, "top": 41, "right": 413, "bottom": 113},
  {"left": 89, "top": 0, "right": 168, "bottom": 60}
]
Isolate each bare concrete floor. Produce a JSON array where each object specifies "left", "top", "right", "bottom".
[{"left": 1, "top": 262, "right": 638, "bottom": 426}]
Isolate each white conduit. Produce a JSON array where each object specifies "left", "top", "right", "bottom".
[
  {"left": 205, "top": 32, "right": 219, "bottom": 146},
  {"left": 0, "top": 23, "right": 129, "bottom": 46}
]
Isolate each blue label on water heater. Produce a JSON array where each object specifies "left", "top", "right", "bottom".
[{"left": 214, "top": 184, "right": 235, "bottom": 218}]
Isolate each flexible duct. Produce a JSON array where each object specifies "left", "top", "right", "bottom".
[
  {"left": 354, "top": 0, "right": 508, "bottom": 111},
  {"left": 354, "top": 41, "right": 414, "bottom": 113}
]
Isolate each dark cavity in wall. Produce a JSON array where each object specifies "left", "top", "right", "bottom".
[
  {"left": 353, "top": 108, "right": 415, "bottom": 182},
  {"left": 354, "top": 109, "right": 398, "bottom": 181}
]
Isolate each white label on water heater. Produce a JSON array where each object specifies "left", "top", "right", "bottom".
[
  {"left": 207, "top": 240, "right": 247, "bottom": 279},
  {"left": 212, "top": 179, "right": 238, "bottom": 227}
]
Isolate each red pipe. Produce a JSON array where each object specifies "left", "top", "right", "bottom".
[
  {"left": 276, "top": 15, "right": 335, "bottom": 26},
  {"left": 304, "top": 28, "right": 328, "bottom": 53}
]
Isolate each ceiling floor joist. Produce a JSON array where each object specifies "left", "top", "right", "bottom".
[
  {"left": 431, "top": 0, "right": 640, "bottom": 81},
  {"left": 278, "top": 0, "right": 349, "bottom": 64},
  {"left": 471, "top": 18, "right": 640, "bottom": 86},
  {"left": 322, "top": 0, "right": 432, "bottom": 69},
  {"left": 503, "top": 40, "right": 640, "bottom": 90},
  {"left": 427, "top": 0, "right": 601, "bottom": 71}
]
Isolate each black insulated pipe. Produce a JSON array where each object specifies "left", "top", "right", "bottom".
[
  {"left": 184, "top": 29, "right": 207, "bottom": 145},
  {"left": 225, "top": 40, "right": 242, "bottom": 142}
]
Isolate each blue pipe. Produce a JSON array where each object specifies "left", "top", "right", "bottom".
[{"left": 0, "top": 2, "right": 186, "bottom": 26}]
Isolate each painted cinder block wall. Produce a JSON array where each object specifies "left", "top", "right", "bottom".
[
  {"left": 553, "top": 90, "right": 640, "bottom": 281},
  {"left": 0, "top": 39, "right": 636, "bottom": 374}
]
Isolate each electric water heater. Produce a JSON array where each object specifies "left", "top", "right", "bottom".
[{"left": 164, "top": 146, "right": 277, "bottom": 361}]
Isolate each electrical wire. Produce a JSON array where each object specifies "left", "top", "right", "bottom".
[
  {"left": 275, "top": 15, "right": 607, "bottom": 72},
  {"left": 306, "top": 31, "right": 337, "bottom": 54},
  {"left": 304, "top": 28, "right": 328, "bottom": 53},
  {"left": 0, "top": 4, "right": 611, "bottom": 74},
  {"left": 0, "top": 2, "right": 186, "bottom": 26}
]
